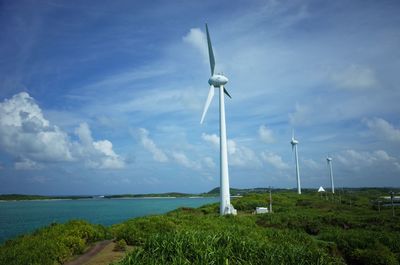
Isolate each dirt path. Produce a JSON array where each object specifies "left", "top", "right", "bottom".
[{"left": 65, "top": 240, "right": 113, "bottom": 265}]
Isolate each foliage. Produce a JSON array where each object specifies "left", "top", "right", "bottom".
[
  {"left": 114, "top": 239, "right": 127, "bottom": 252},
  {"left": 0, "top": 220, "right": 109, "bottom": 265},
  {"left": 1, "top": 189, "right": 400, "bottom": 265},
  {"left": 113, "top": 189, "right": 400, "bottom": 265},
  {"left": 0, "top": 194, "right": 92, "bottom": 200}
]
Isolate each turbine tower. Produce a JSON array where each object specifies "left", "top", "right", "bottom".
[
  {"left": 200, "top": 24, "right": 236, "bottom": 215},
  {"left": 291, "top": 131, "right": 301, "bottom": 194},
  {"left": 327, "top": 156, "right": 334, "bottom": 194}
]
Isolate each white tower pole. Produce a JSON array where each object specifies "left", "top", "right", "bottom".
[
  {"left": 294, "top": 144, "right": 301, "bottom": 194},
  {"left": 219, "top": 85, "right": 231, "bottom": 215},
  {"left": 328, "top": 158, "right": 334, "bottom": 194}
]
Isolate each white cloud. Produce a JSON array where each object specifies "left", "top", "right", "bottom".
[
  {"left": 228, "top": 140, "right": 260, "bottom": 167},
  {"left": 138, "top": 128, "right": 168, "bottom": 162},
  {"left": 183, "top": 28, "right": 208, "bottom": 62},
  {"left": 331, "top": 65, "right": 378, "bottom": 90},
  {"left": 14, "top": 158, "right": 42, "bottom": 170},
  {"left": 288, "top": 103, "right": 312, "bottom": 125},
  {"left": 0, "top": 92, "right": 72, "bottom": 162},
  {"left": 0, "top": 93, "right": 125, "bottom": 169},
  {"left": 201, "top": 133, "right": 219, "bottom": 148},
  {"left": 171, "top": 151, "right": 201, "bottom": 170},
  {"left": 258, "top": 125, "right": 275, "bottom": 143},
  {"left": 364, "top": 117, "right": 400, "bottom": 142},
  {"left": 336, "top": 149, "right": 397, "bottom": 169},
  {"left": 203, "top": 156, "right": 216, "bottom": 168},
  {"left": 261, "top": 151, "right": 289, "bottom": 170},
  {"left": 73, "top": 123, "right": 125, "bottom": 169},
  {"left": 302, "top": 158, "right": 320, "bottom": 169},
  {"left": 202, "top": 133, "right": 261, "bottom": 167}
]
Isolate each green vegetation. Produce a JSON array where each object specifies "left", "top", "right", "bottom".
[
  {"left": 0, "top": 220, "right": 109, "bottom": 265},
  {"left": 0, "top": 189, "right": 399, "bottom": 264},
  {"left": 0, "top": 194, "right": 92, "bottom": 201},
  {"left": 114, "top": 239, "right": 127, "bottom": 252},
  {"left": 112, "top": 189, "right": 400, "bottom": 265},
  {"left": 104, "top": 192, "right": 195, "bottom": 199}
]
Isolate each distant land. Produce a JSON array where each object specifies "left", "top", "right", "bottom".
[{"left": 1, "top": 187, "right": 399, "bottom": 201}]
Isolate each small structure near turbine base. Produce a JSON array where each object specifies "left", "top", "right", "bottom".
[{"left": 255, "top": 207, "right": 269, "bottom": 214}]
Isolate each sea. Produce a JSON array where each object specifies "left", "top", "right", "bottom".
[{"left": 0, "top": 197, "right": 218, "bottom": 243}]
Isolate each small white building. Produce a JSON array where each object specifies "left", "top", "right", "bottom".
[{"left": 255, "top": 207, "right": 269, "bottom": 214}]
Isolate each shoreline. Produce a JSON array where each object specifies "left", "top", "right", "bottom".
[{"left": 0, "top": 196, "right": 222, "bottom": 202}]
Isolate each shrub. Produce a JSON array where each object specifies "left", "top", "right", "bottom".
[
  {"left": 0, "top": 220, "right": 108, "bottom": 265},
  {"left": 114, "top": 239, "right": 127, "bottom": 251}
]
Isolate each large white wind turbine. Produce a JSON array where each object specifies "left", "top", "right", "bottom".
[
  {"left": 327, "top": 156, "right": 334, "bottom": 194},
  {"left": 291, "top": 131, "right": 301, "bottom": 194},
  {"left": 200, "top": 24, "right": 236, "bottom": 215}
]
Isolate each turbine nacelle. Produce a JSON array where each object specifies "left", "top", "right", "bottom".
[
  {"left": 327, "top": 157, "right": 332, "bottom": 162},
  {"left": 208, "top": 74, "right": 228, "bottom": 87},
  {"left": 291, "top": 138, "right": 298, "bottom": 145}
]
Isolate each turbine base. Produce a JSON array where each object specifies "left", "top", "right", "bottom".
[{"left": 223, "top": 204, "right": 237, "bottom": 215}]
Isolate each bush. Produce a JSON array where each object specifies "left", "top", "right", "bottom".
[
  {"left": 114, "top": 239, "right": 127, "bottom": 251},
  {"left": 351, "top": 243, "right": 399, "bottom": 265},
  {"left": 0, "top": 220, "right": 108, "bottom": 265}
]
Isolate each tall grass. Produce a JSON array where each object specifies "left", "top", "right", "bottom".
[{"left": 113, "top": 190, "right": 400, "bottom": 265}]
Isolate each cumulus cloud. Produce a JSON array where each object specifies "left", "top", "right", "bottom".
[
  {"left": 0, "top": 92, "right": 124, "bottom": 169},
  {"left": 138, "top": 128, "right": 168, "bottom": 162},
  {"left": 364, "top": 117, "right": 400, "bottom": 142},
  {"left": 183, "top": 28, "right": 208, "bottom": 62},
  {"left": 258, "top": 125, "right": 275, "bottom": 143},
  {"left": 0, "top": 92, "right": 72, "bottom": 162},
  {"left": 336, "top": 149, "right": 398, "bottom": 170},
  {"left": 75, "top": 123, "right": 125, "bottom": 169},
  {"left": 202, "top": 133, "right": 261, "bottom": 167},
  {"left": 260, "top": 151, "right": 289, "bottom": 170},
  {"left": 171, "top": 151, "right": 201, "bottom": 170},
  {"left": 331, "top": 64, "right": 378, "bottom": 90},
  {"left": 201, "top": 133, "right": 219, "bottom": 148}
]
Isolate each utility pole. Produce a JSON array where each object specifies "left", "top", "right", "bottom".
[
  {"left": 269, "top": 186, "right": 272, "bottom": 213},
  {"left": 390, "top": 191, "right": 395, "bottom": 217}
]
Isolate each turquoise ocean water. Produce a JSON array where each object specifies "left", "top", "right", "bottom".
[{"left": 0, "top": 197, "right": 218, "bottom": 243}]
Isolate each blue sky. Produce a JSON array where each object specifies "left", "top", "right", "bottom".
[{"left": 0, "top": 0, "right": 399, "bottom": 195}]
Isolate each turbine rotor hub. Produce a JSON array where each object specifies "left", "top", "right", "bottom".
[{"left": 208, "top": 74, "right": 228, "bottom": 87}]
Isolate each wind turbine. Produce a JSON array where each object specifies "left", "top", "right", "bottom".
[
  {"left": 290, "top": 130, "right": 301, "bottom": 194},
  {"left": 200, "top": 24, "right": 236, "bottom": 215},
  {"left": 327, "top": 156, "right": 334, "bottom": 194}
]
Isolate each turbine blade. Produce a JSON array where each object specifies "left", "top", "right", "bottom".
[
  {"left": 200, "top": 85, "right": 215, "bottom": 124},
  {"left": 205, "top": 24, "right": 215, "bottom": 75},
  {"left": 223, "top": 87, "right": 232, "bottom": 98}
]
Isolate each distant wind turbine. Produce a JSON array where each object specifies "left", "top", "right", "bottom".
[
  {"left": 291, "top": 130, "right": 301, "bottom": 194},
  {"left": 200, "top": 24, "right": 236, "bottom": 215},
  {"left": 327, "top": 156, "right": 334, "bottom": 194}
]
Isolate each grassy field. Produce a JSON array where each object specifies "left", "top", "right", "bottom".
[
  {"left": 111, "top": 189, "right": 400, "bottom": 265},
  {"left": 0, "top": 189, "right": 399, "bottom": 265}
]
